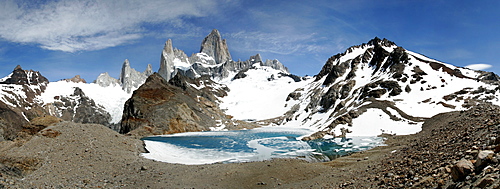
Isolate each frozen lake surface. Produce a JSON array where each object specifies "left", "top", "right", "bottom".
[{"left": 141, "top": 127, "right": 384, "bottom": 165}]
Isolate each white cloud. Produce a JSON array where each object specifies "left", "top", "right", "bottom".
[
  {"left": 226, "top": 31, "right": 328, "bottom": 55},
  {"left": 465, "top": 64, "right": 492, "bottom": 71},
  {"left": 0, "top": 0, "right": 220, "bottom": 52}
]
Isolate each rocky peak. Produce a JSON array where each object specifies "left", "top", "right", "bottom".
[
  {"left": 144, "top": 64, "right": 153, "bottom": 76},
  {"left": 200, "top": 29, "right": 232, "bottom": 64},
  {"left": 158, "top": 39, "right": 177, "bottom": 81},
  {"left": 120, "top": 59, "right": 131, "bottom": 84},
  {"left": 315, "top": 37, "right": 407, "bottom": 84},
  {"left": 367, "top": 37, "right": 397, "bottom": 47},
  {"left": 62, "top": 75, "right": 86, "bottom": 83},
  {"left": 0, "top": 65, "right": 49, "bottom": 86},
  {"left": 249, "top": 54, "right": 263, "bottom": 63},
  {"left": 163, "top": 39, "right": 174, "bottom": 56},
  {"left": 120, "top": 59, "right": 150, "bottom": 93},
  {"left": 157, "top": 29, "right": 292, "bottom": 81},
  {"left": 262, "top": 59, "right": 289, "bottom": 73},
  {"left": 94, "top": 72, "right": 120, "bottom": 87}
]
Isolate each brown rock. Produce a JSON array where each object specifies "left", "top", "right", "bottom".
[
  {"left": 62, "top": 75, "right": 87, "bottom": 83},
  {"left": 120, "top": 73, "right": 236, "bottom": 137},
  {"left": 475, "top": 150, "right": 495, "bottom": 169},
  {"left": 451, "top": 159, "right": 474, "bottom": 181},
  {"left": 476, "top": 176, "right": 495, "bottom": 188}
]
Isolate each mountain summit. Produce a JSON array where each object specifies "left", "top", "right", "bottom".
[
  {"left": 200, "top": 29, "right": 232, "bottom": 65},
  {"left": 279, "top": 37, "right": 500, "bottom": 137},
  {"left": 157, "top": 29, "right": 290, "bottom": 81}
]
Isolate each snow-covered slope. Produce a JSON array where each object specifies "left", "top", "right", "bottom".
[
  {"left": 279, "top": 37, "right": 500, "bottom": 137},
  {"left": 40, "top": 81, "right": 131, "bottom": 123},
  {"left": 219, "top": 64, "right": 310, "bottom": 121}
]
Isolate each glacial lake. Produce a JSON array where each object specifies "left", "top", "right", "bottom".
[{"left": 141, "top": 127, "right": 385, "bottom": 165}]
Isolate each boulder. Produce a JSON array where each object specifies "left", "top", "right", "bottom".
[
  {"left": 451, "top": 159, "right": 475, "bottom": 181},
  {"left": 475, "top": 150, "right": 495, "bottom": 170}
]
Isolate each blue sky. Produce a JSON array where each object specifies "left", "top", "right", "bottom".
[{"left": 0, "top": 0, "right": 498, "bottom": 81}]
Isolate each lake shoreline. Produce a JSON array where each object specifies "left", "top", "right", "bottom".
[{"left": 0, "top": 120, "right": 406, "bottom": 188}]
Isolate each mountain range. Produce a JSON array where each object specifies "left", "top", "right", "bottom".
[{"left": 1, "top": 29, "right": 499, "bottom": 141}]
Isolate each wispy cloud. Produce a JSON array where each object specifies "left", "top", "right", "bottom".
[
  {"left": 226, "top": 31, "right": 328, "bottom": 55},
  {"left": 0, "top": 0, "right": 220, "bottom": 52},
  {"left": 465, "top": 64, "right": 492, "bottom": 71}
]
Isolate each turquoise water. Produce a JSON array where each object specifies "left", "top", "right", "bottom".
[{"left": 141, "top": 127, "right": 384, "bottom": 165}]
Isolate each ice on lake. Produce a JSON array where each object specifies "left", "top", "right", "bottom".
[{"left": 141, "top": 127, "right": 385, "bottom": 165}]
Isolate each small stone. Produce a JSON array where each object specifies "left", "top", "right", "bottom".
[
  {"left": 256, "top": 182, "right": 267, "bottom": 185},
  {"left": 141, "top": 166, "right": 148, "bottom": 171}
]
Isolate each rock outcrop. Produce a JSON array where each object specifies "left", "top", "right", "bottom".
[
  {"left": 0, "top": 100, "right": 28, "bottom": 141},
  {"left": 200, "top": 29, "right": 232, "bottom": 65},
  {"left": 61, "top": 75, "right": 86, "bottom": 83},
  {"left": 262, "top": 59, "right": 289, "bottom": 73},
  {"left": 121, "top": 73, "right": 251, "bottom": 136}
]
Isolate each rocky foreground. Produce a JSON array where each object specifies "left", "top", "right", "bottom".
[{"left": 1, "top": 103, "right": 500, "bottom": 188}]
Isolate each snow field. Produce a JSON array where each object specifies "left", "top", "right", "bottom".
[{"left": 219, "top": 65, "right": 311, "bottom": 121}]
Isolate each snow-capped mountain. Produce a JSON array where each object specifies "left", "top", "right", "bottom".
[
  {"left": 121, "top": 29, "right": 303, "bottom": 134},
  {"left": 2, "top": 29, "right": 500, "bottom": 141},
  {"left": 0, "top": 59, "right": 151, "bottom": 138},
  {"left": 278, "top": 37, "right": 500, "bottom": 137},
  {"left": 0, "top": 65, "right": 48, "bottom": 140},
  {"left": 121, "top": 31, "right": 500, "bottom": 138},
  {"left": 0, "top": 29, "right": 295, "bottom": 138}
]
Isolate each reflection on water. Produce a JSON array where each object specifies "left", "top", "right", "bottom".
[{"left": 141, "top": 127, "right": 385, "bottom": 165}]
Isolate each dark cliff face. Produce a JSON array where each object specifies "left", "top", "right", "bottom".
[
  {"left": 120, "top": 73, "right": 235, "bottom": 136},
  {"left": 0, "top": 100, "right": 28, "bottom": 141}
]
